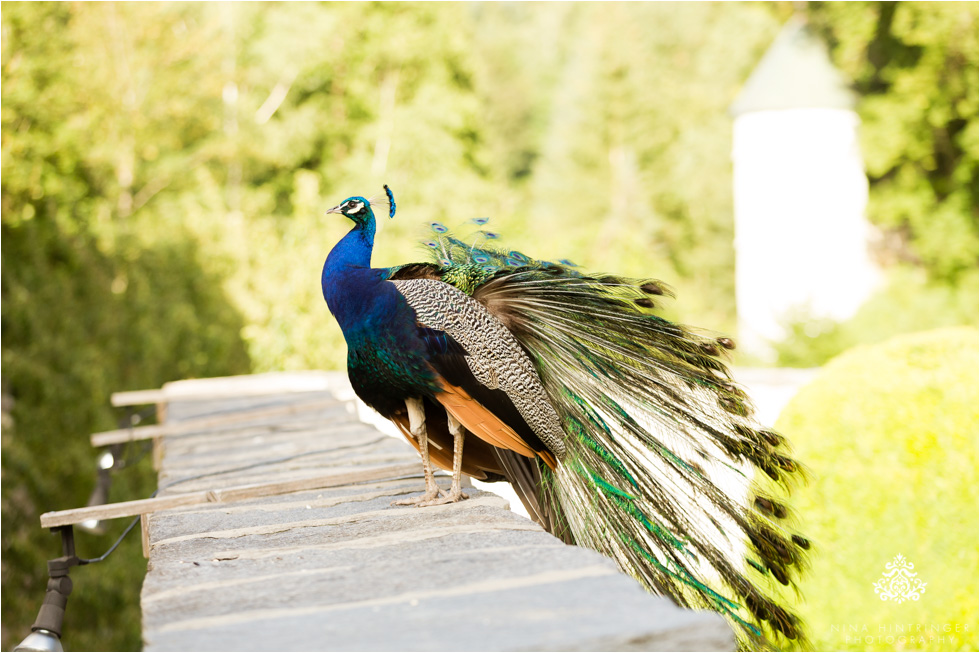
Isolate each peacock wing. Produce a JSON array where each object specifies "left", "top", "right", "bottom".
[{"left": 391, "top": 278, "right": 565, "bottom": 467}]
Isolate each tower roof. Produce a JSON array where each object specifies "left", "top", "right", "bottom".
[{"left": 730, "top": 17, "right": 856, "bottom": 116}]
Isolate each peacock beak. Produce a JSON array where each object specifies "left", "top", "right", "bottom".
[{"left": 326, "top": 204, "right": 344, "bottom": 215}]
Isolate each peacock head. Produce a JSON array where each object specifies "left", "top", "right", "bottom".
[
  {"left": 326, "top": 186, "right": 396, "bottom": 226},
  {"left": 327, "top": 196, "right": 374, "bottom": 226}
]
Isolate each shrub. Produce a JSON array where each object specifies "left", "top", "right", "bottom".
[{"left": 776, "top": 327, "right": 979, "bottom": 651}]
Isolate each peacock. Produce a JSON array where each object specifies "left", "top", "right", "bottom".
[{"left": 320, "top": 187, "right": 809, "bottom": 649}]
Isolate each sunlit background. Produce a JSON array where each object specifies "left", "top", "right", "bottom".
[{"left": 2, "top": 2, "right": 977, "bottom": 651}]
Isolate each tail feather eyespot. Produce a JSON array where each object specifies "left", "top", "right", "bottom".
[
  {"left": 760, "top": 430, "right": 783, "bottom": 447},
  {"left": 754, "top": 497, "right": 788, "bottom": 519},
  {"left": 700, "top": 343, "right": 720, "bottom": 356}
]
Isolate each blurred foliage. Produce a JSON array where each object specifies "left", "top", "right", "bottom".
[
  {"left": 1, "top": 3, "right": 251, "bottom": 650},
  {"left": 1, "top": 219, "right": 250, "bottom": 651},
  {"left": 1, "top": 1, "right": 976, "bottom": 650},
  {"left": 772, "top": 1, "right": 978, "bottom": 366},
  {"left": 776, "top": 266, "right": 979, "bottom": 366},
  {"left": 188, "top": 1, "right": 785, "bottom": 374},
  {"left": 776, "top": 328, "right": 979, "bottom": 651},
  {"left": 809, "top": 1, "right": 978, "bottom": 282}
]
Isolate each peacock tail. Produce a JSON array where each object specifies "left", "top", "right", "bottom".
[{"left": 394, "top": 223, "right": 811, "bottom": 650}]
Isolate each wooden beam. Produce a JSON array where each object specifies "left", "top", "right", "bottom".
[
  {"left": 141, "top": 513, "right": 151, "bottom": 559},
  {"left": 112, "top": 389, "right": 168, "bottom": 407},
  {"left": 93, "top": 423, "right": 170, "bottom": 447},
  {"left": 39, "top": 463, "right": 421, "bottom": 528},
  {"left": 91, "top": 397, "right": 347, "bottom": 447},
  {"left": 152, "top": 436, "right": 165, "bottom": 471},
  {"left": 111, "top": 381, "right": 348, "bottom": 408}
]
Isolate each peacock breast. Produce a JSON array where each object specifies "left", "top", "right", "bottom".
[{"left": 346, "top": 331, "right": 437, "bottom": 417}]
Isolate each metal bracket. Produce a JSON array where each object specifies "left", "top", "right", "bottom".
[{"left": 30, "top": 526, "right": 86, "bottom": 638}]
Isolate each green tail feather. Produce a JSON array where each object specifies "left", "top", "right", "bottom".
[{"left": 418, "top": 227, "right": 810, "bottom": 649}]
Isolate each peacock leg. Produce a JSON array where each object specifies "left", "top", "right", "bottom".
[
  {"left": 392, "top": 397, "right": 447, "bottom": 506},
  {"left": 418, "top": 412, "right": 469, "bottom": 506}
]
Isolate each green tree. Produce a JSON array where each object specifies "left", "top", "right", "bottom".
[
  {"left": 520, "top": 3, "right": 782, "bottom": 332},
  {"left": 776, "top": 2, "right": 978, "bottom": 366},
  {"left": 216, "top": 2, "right": 505, "bottom": 372},
  {"left": 808, "top": 1, "right": 978, "bottom": 283},
  {"left": 2, "top": 4, "right": 249, "bottom": 649}
]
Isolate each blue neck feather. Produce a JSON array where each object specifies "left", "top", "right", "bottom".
[
  {"left": 321, "top": 204, "right": 439, "bottom": 412},
  {"left": 321, "top": 210, "right": 399, "bottom": 342},
  {"left": 324, "top": 218, "right": 375, "bottom": 273}
]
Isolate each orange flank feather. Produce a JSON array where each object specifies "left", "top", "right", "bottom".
[
  {"left": 435, "top": 378, "right": 557, "bottom": 469},
  {"left": 435, "top": 378, "right": 536, "bottom": 458}
]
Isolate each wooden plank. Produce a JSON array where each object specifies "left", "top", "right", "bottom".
[
  {"left": 161, "top": 372, "right": 343, "bottom": 401},
  {"left": 112, "top": 374, "right": 347, "bottom": 409},
  {"left": 152, "top": 437, "right": 164, "bottom": 471},
  {"left": 112, "top": 389, "right": 167, "bottom": 407},
  {"left": 141, "top": 513, "right": 151, "bottom": 559},
  {"left": 39, "top": 462, "right": 421, "bottom": 528},
  {"left": 91, "top": 397, "right": 347, "bottom": 447},
  {"left": 94, "top": 423, "right": 170, "bottom": 446}
]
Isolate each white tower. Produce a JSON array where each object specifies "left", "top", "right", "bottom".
[{"left": 730, "top": 17, "right": 880, "bottom": 360}]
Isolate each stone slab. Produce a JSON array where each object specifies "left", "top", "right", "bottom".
[{"left": 140, "top": 373, "right": 734, "bottom": 651}]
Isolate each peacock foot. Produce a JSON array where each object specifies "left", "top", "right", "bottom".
[
  {"left": 391, "top": 487, "right": 447, "bottom": 506},
  {"left": 417, "top": 488, "right": 468, "bottom": 507}
]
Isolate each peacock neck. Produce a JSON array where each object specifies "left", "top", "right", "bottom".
[
  {"left": 321, "top": 217, "right": 384, "bottom": 334},
  {"left": 324, "top": 220, "right": 376, "bottom": 273}
]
